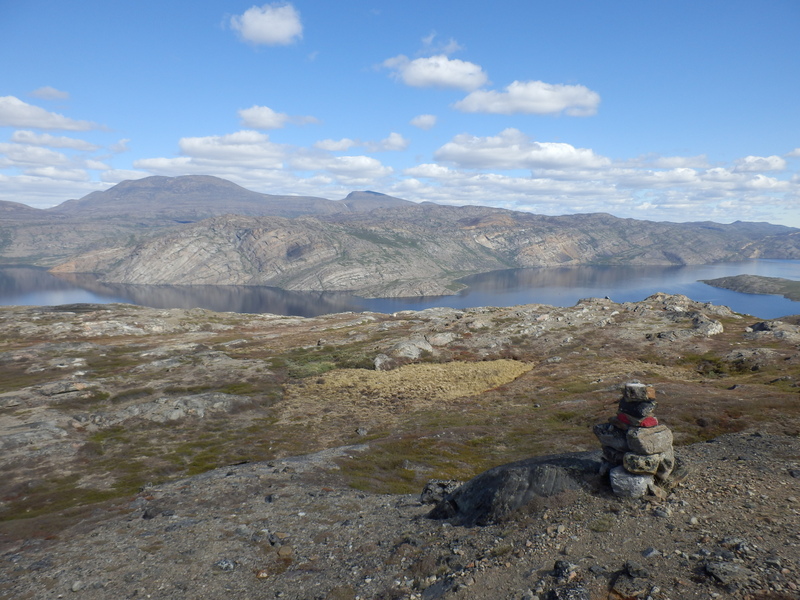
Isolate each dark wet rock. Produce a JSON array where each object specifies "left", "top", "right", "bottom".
[
  {"left": 427, "top": 451, "right": 603, "bottom": 526},
  {"left": 553, "top": 560, "right": 577, "bottom": 580}
]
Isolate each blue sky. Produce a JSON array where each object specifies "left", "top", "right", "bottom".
[{"left": 1, "top": 0, "right": 799, "bottom": 226}]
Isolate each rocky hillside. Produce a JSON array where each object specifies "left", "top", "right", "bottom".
[
  {"left": 703, "top": 274, "right": 800, "bottom": 302},
  {"left": 54, "top": 203, "right": 800, "bottom": 297},
  {"left": 4, "top": 176, "right": 800, "bottom": 285},
  {"left": 0, "top": 176, "right": 410, "bottom": 266},
  {"left": 1, "top": 295, "right": 799, "bottom": 598}
]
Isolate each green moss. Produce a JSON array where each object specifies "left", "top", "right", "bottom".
[
  {"left": 271, "top": 344, "right": 375, "bottom": 380},
  {"left": 588, "top": 515, "right": 615, "bottom": 532}
]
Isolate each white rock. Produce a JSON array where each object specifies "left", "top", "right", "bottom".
[{"left": 609, "top": 466, "right": 653, "bottom": 498}]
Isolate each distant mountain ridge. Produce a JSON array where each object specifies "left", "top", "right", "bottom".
[
  {"left": 3, "top": 175, "right": 800, "bottom": 296},
  {"left": 0, "top": 176, "right": 415, "bottom": 265},
  {"left": 49, "top": 175, "right": 346, "bottom": 220}
]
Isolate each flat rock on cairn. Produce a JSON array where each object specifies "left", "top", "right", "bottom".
[{"left": 594, "top": 382, "right": 678, "bottom": 498}]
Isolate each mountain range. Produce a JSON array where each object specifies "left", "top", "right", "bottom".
[{"left": 3, "top": 175, "right": 799, "bottom": 297}]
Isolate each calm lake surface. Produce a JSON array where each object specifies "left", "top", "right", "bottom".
[{"left": 1, "top": 260, "right": 799, "bottom": 319}]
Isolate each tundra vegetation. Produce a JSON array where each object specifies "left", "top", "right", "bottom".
[{"left": 1, "top": 294, "right": 798, "bottom": 542}]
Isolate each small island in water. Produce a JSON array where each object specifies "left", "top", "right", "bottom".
[{"left": 701, "top": 274, "right": 800, "bottom": 301}]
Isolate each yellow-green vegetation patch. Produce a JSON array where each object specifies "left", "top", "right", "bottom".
[{"left": 280, "top": 359, "right": 533, "bottom": 428}]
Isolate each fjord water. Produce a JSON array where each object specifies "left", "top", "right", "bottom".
[{"left": 1, "top": 260, "right": 798, "bottom": 319}]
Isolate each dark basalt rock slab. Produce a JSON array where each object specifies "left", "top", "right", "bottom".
[{"left": 427, "top": 451, "right": 604, "bottom": 526}]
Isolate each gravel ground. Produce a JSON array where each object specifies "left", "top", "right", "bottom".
[{"left": 2, "top": 430, "right": 799, "bottom": 600}]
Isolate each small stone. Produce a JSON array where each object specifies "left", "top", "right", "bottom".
[
  {"left": 277, "top": 545, "right": 293, "bottom": 558},
  {"left": 214, "top": 559, "right": 236, "bottom": 572},
  {"left": 623, "top": 383, "right": 656, "bottom": 402},
  {"left": 653, "top": 506, "right": 672, "bottom": 518},
  {"left": 553, "top": 560, "right": 576, "bottom": 579},
  {"left": 642, "top": 547, "right": 660, "bottom": 558},
  {"left": 704, "top": 561, "right": 755, "bottom": 586},
  {"left": 611, "top": 573, "right": 649, "bottom": 598},
  {"left": 625, "top": 560, "right": 650, "bottom": 578},
  {"left": 646, "top": 481, "right": 668, "bottom": 500},
  {"left": 546, "top": 586, "right": 590, "bottom": 600},
  {"left": 71, "top": 581, "right": 84, "bottom": 592},
  {"left": 688, "top": 516, "right": 699, "bottom": 525}
]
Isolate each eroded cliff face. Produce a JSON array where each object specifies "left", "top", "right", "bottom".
[{"left": 52, "top": 205, "right": 800, "bottom": 297}]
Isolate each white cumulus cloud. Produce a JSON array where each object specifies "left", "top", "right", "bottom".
[
  {"left": 733, "top": 155, "right": 787, "bottom": 172},
  {"left": 434, "top": 128, "right": 610, "bottom": 170},
  {"left": 10, "top": 130, "right": 99, "bottom": 151},
  {"left": 238, "top": 105, "right": 318, "bottom": 129},
  {"left": 367, "top": 132, "right": 409, "bottom": 152},
  {"left": 410, "top": 114, "right": 437, "bottom": 130},
  {"left": 24, "top": 166, "right": 89, "bottom": 181},
  {"left": 178, "top": 130, "right": 285, "bottom": 166},
  {"left": 238, "top": 105, "right": 290, "bottom": 129},
  {"left": 230, "top": 3, "right": 303, "bottom": 46},
  {"left": 0, "top": 142, "right": 70, "bottom": 167},
  {"left": 290, "top": 153, "right": 392, "bottom": 179},
  {"left": 30, "top": 86, "right": 70, "bottom": 100},
  {"left": 0, "top": 96, "right": 98, "bottom": 130},
  {"left": 314, "top": 138, "right": 358, "bottom": 151},
  {"left": 383, "top": 54, "right": 488, "bottom": 91},
  {"left": 453, "top": 80, "right": 601, "bottom": 116}
]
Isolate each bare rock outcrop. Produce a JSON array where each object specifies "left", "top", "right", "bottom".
[{"left": 428, "top": 451, "right": 604, "bottom": 526}]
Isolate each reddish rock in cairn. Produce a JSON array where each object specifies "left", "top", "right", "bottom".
[{"left": 593, "top": 382, "right": 676, "bottom": 498}]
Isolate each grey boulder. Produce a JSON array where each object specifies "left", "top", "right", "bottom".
[{"left": 427, "top": 451, "right": 603, "bottom": 526}]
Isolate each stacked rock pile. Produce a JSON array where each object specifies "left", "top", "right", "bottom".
[{"left": 593, "top": 382, "right": 676, "bottom": 498}]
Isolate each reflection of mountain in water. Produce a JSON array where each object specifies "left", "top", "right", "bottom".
[
  {"left": 0, "top": 266, "right": 82, "bottom": 294},
  {"left": 2, "top": 262, "right": 799, "bottom": 319},
  {"left": 52, "top": 272, "right": 365, "bottom": 317}
]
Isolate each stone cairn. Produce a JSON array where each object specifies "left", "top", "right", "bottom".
[{"left": 593, "top": 382, "right": 676, "bottom": 498}]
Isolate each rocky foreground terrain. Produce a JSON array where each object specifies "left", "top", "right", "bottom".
[{"left": 1, "top": 294, "right": 800, "bottom": 599}]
